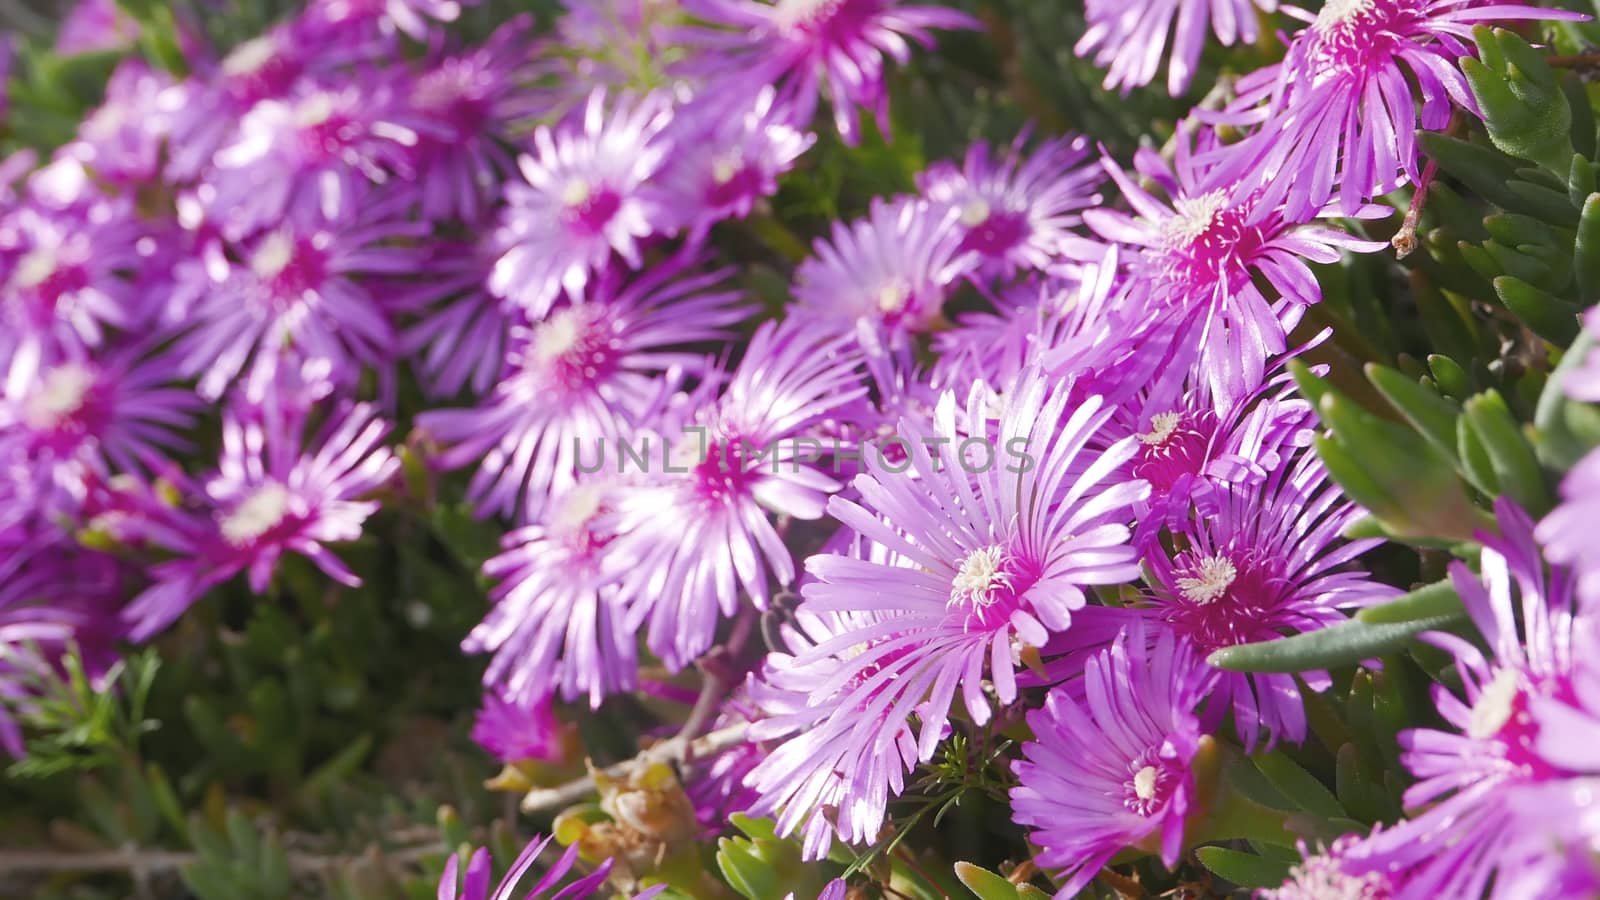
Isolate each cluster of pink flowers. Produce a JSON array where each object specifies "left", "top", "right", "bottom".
[{"left": 3, "top": 0, "right": 1598, "bottom": 896}]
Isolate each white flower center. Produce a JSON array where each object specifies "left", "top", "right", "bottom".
[
  {"left": 294, "top": 93, "right": 337, "bottom": 128},
  {"left": 1132, "top": 765, "right": 1159, "bottom": 801},
  {"left": 1177, "top": 555, "right": 1237, "bottom": 605},
  {"left": 876, "top": 279, "right": 911, "bottom": 314},
  {"left": 533, "top": 308, "right": 586, "bottom": 364},
  {"left": 951, "top": 545, "right": 1011, "bottom": 607},
  {"left": 551, "top": 482, "right": 607, "bottom": 534},
  {"left": 1159, "top": 190, "right": 1228, "bottom": 248},
  {"left": 251, "top": 231, "right": 296, "bottom": 280},
  {"left": 959, "top": 198, "right": 992, "bottom": 227},
  {"left": 1138, "top": 411, "right": 1182, "bottom": 446},
  {"left": 223, "top": 36, "right": 278, "bottom": 77},
  {"left": 25, "top": 364, "right": 95, "bottom": 429},
  {"left": 561, "top": 179, "right": 593, "bottom": 208},
  {"left": 1313, "top": 0, "right": 1377, "bottom": 33},
  {"left": 773, "top": 0, "right": 844, "bottom": 30},
  {"left": 1468, "top": 668, "right": 1520, "bottom": 740},
  {"left": 15, "top": 247, "right": 59, "bottom": 290},
  {"left": 220, "top": 483, "right": 293, "bottom": 546}
]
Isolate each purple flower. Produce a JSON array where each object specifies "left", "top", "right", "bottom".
[
  {"left": 682, "top": 0, "right": 977, "bottom": 144},
  {"left": 202, "top": 84, "right": 418, "bottom": 239},
  {"left": 164, "top": 27, "right": 307, "bottom": 180},
  {"left": 1540, "top": 447, "right": 1600, "bottom": 608},
  {"left": 67, "top": 59, "right": 180, "bottom": 186},
  {"left": 421, "top": 255, "right": 746, "bottom": 522},
  {"left": 918, "top": 132, "right": 1102, "bottom": 278},
  {"left": 438, "top": 833, "right": 667, "bottom": 900},
  {"left": 393, "top": 240, "right": 510, "bottom": 400},
  {"left": 471, "top": 690, "right": 569, "bottom": 765},
  {"left": 1011, "top": 625, "right": 1213, "bottom": 896},
  {"left": 613, "top": 320, "right": 865, "bottom": 671},
  {"left": 1087, "top": 140, "right": 1384, "bottom": 406},
  {"left": 1207, "top": 0, "right": 1578, "bottom": 218},
  {"left": 468, "top": 481, "right": 641, "bottom": 709},
  {"left": 660, "top": 87, "right": 815, "bottom": 243},
  {"left": 1077, "top": 0, "right": 1275, "bottom": 95},
  {"left": 745, "top": 368, "right": 1147, "bottom": 856},
  {"left": 1359, "top": 499, "right": 1583, "bottom": 897},
  {"left": 393, "top": 17, "right": 538, "bottom": 225},
  {"left": 1142, "top": 440, "right": 1396, "bottom": 749},
  {"left": 490, "top": 90, "right": 676, "bottom": 317},
  {"left": 0, "top": 346, "right": 198, "bottom": 499},
  {"left": 166, "top": 201, "right": 426, "bottom": 401},
  {"left": 121, "top": 396, "right": 398, "bottom": 641},
  {"left": 792, "top": 196, "right": 976, "bottom": 345},
  {"left": 1258, "top": 831, "right": 1409, "bottom": 899},
  {"left": 56, "top": 0, "right": 139, "bottom": 55},
  {"left": 300, "top": 0, "right": 468, "bottom": 42}
]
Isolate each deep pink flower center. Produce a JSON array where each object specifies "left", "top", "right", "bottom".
[
  {"left": 1307, "top": 0, "right": 1416, "bottom": 73},
  {"left": 23, "top": 364, "right": 110, "bottom": 451},
  {"left": 221, "top": 37, "right": 301, "bottom": 106},
  {"left": 960, "top": 209, "right": 1029, "bottom": 259},
  {"left": 705, "top": 162, "right": 764, "bottom": 211},
  {"left": 1131, "top": 410, "right": 1215, "bottom": 496},
  {"left": 692, "top": 439, "right": 756, "bottom": 503},
  {"left": 414, "top": 62, "right": 491, "bottom": 138},
  {"left": 251, "top": 232, "right": 329, "bottom": 304},
  {"left": 1160, "top": 192, "right": 1265, "bottom": 291},
  {"left": 947, "top": 544, "right": 1040, "bottom": 631},
  {"left": 294, "top": 97, "right": 363, "bottom": 164},
  {"left": 1123, "top": 747, "right": 1181, "bottom": 817},
  {"left": 562, "top": 181, "right": 623, "bottom": 235},
  {"left": 1471, "top": 670, "right": 1578, "bottom": 781},
  {"left": 774, "top": 0, "right": 873, "bottom": 42},
  {"left": 523, "top": 305, "right": 624, "bottom": 397},
  {"left": 11, "top": 248, "right": 89, "bottom": 315},
  {"left": 1162, "top": 550, "right": 1286, "bottom": 652}
]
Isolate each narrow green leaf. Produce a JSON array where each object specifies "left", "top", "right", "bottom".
[
  {"left": 1194, "top": 847, "right": 1293, "bottom": 890},
  {"left": 1358, "top": 580, "right": 1462, "bottom": 624},
  {"left": 1464, "top": 390, "right": 1553, "bottom": 514},
  {"left": 954, "top": 862, "right": 1021, "bottom": 900},
  {"left": 1494, "top": 276, "right": 1581, "bottom": 346},
  {"left": 1365, "top": 364, "right": 1461, "bottom": 460},
  {"left": 1253, "top": 752, "right": 1346, "bottom": 820},
  {"left": 1576, "top": 193, "right": 1600, "bottom": 304},
  {"left": 1208, "top": 613, "right": 1466, "bottom": 674}
]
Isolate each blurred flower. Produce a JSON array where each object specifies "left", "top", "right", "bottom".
[
  {"left": 918, "top": 131, "right": 1102, "bottom": 277},
  {"left": 164, "top": 26, "right": 306, "bottom": 180},
  {"left": 490, "top": 89, "right": 676, "bottom": 316},
  {"left": 56, "top": 0, "right": 139, "bottom": 55},
  {"left": 166, "top": 199, "right": 426, "bottom": 401},
  {"left": 121, "top": 397, "right": 398, "bottom": 641},
  {"left": 67, "top": 60, "right": 181, "bottom": 186},
  {"left": 393, "top": 240, "right": 511, "bottom": 399},
  {"left": 1142, "top": 439, "right": 1396, "bottom": 749},
  {"left": 438, "top": 833, "right": 667, "bottom": 900},
  {"left": 614, "top": 320, "right": 864, "bottom": 670},
  {"left": 300, "top": 0, "right": 469, "bottom": 42},
  {"left": 1540, "top": 447, "right": 1600, "bottom": 608},
  {"left": 421, "top": 254, "right": 745, "bottom": 522},
  {"left": 1360, "top": 499, "right": 1583, "bottom": 896},
  {"left": 1077, "top": 0, "right": 1275, "bottom": 95},
  {"left": 682, "top": 0, "right": 977, "bottom": 144},
  {"left": 1012, "top": 625, "right": 1213, "bottom": 897},
  {"left": 469, "top": 481, "right": 641, "bottom": 708},
  {"left": 1259, "top": 830, "right": 1409, "bottom": 899},
  {"left": 746, "top": 368, "right": 1148, "bottom": 857},
  {"left": 471, "top": 690, "right": 569, "bottom": 765},
  {"left": 792, "top": 196, "right": 976, "bottom": 345}
]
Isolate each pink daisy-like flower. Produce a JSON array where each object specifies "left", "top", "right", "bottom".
[
  {"left": 202, "top": 83, "right": 418, "bottom": 239},
  {"left": 660, "top": 87, "right": 816, "bottom": 243},
  {"left": 613, "top": 320, "right": 865, "bottom": 671},
  {"left": 1359, "top": 499, "right": 1582, "bottom": 897},
  {"left": 470, "top": 690, "right": 569, "bottom": 765},
  {"left": 438, "top": 833, "right": 667, "bottom": 900},
  {"left": 421, "top": 255, "right": 746, "bottom": 522},
  {"left": 120, "top": 396, "right": 399, "bottom": 641},
  {"left": 745, "top": 368, "right": 1148, "bottom": 857},
  {"left": 682, "top": 0, "right": 977, "bottom": 144},
  {"left": 468, "top": 480, "right": 642, "bottom": 709},
  {"left": 164, "top": 27, "right": 306, "bottom": 180},
  {"left": 0, "top": 346, "right": 198, "bottom": 497},
  {"left": 1208, "top": 0, "right": 1579, "bottom": 219},
  {"left": 489, "top": 89, "right": 676, "bottom": 317},
  {"left": 167, "top": 201, "right": 426, "bottom": 401},
  {"left": 918, "top": 132, "right": 1102, "bottom": 277},
  {"left": 1012, "top": 625, "right": 1213, "bottom": 897},
  {"left": 1088, "top": 139, "right": 1384, "bottom": 407},
  {"left": 1142, "top": 438, "right": 1396, "bottom": 749},
  {"left": 1076, "top": 0, "right": 1277, "bottom": 95},
  {"left": 792, "top": 195, "right": 977, "bottom": 345}
]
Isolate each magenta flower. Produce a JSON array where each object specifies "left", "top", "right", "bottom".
[
  {"left": 918, "top": 132, "right": 1102, "bottom": 277},
  {"left": 1209, "top": 0, "right": 1578, "bottom": 218},
  {"left": 682, "top": 0, "right": 977, "bottom": 144},
  {"left": 1087, "top": 139, "right": 1384, "bottom": 406},
  {"left": 167, "top": 202, "right": 426, "bottom": 401},
  {"left": 121, "top": 398, "right": 398, "bottom": 641},
  {"left": 56, "top": 0, "right": 139, "bottom": 55},
  {"left": 0, "top": 346, "right": 198, "bottom": 497},
  {"left": 613, "top": 320, "right": 865, "bottom": 671},
  {"left": 420, "top": 256, "right": 746, "bottom": 522},
  {"left": 203, "top": 84, "right": 417, "bottom": 239},
  {"left": 1359, "top": 499, "right": 1582, "bottom": 897},
  {"left": 468, "top": 481, "right": 641, "bottom": 709},
  {"left": 745, "top": 369, "right": 1148, "bottom": 856},
  {"left": 1077, "top": 0, "right": 1276, "bottom": 95},
  {"left": 300, "top": 0, "right": 468, "bottom": 42},
  {"left": 1540, "top": 448, "right": 1600, "bottom": 609},
  {"left": 164, "top": 27, "right": 306, "bottom": 180},
  {"left": 438, "top": 833, "right": 667, "bottom": 900},
  {"left": 792, "top": 196, "right": 976, "bottom": 345},
  {"left": 68, "top": 59, "right": 180, "bottom": 186},
  {"left": 1012, "top": 625, "right": 1213, "bottom": 896},
  {"left": 470, "top": 690, "right": 569, "bottom": 765},
  {"left": 1142, "top": 440, "right": 1396, "bottom": 749},
  {"left": 393, "top": 240, "right": 511, "bottom": 400},
  {"left": 489, "top": 89, "right": 676, "bottom": 317},
  {"left": 1259, "top": 831, "right": 1409, "bottom": 899},
  {"left": 660, "top": 87, "right": 815, "bottom": 243}
]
